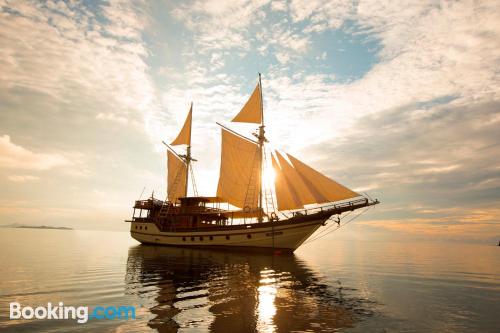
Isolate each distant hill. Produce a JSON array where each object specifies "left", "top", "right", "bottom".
[{"left": 0, "top": 223, "right": 73, "bottom": 230}]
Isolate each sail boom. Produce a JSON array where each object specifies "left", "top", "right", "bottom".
[{"left": 215, "top": 122, "right": 258, "bottom": 144}]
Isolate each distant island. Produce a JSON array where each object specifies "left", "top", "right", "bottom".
[{"left": 0, "top": 223, "right": 73, "bottom": 230}]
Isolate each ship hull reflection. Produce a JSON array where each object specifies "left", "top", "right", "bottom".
[{"left": 125, "top": 245, "right": 373, "bottom": 332}]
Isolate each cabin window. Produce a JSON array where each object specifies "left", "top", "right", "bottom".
[
  {"left": 191, "top": 236, "right": 195, "bottom": 241},
  {"left": 182, "top": 237, "right": 186, "bottom": 241},
  {"left": 225, "top": 235, "right": 230, "bottom": 240},
  {"left": 199, "top": 236, "right": 203, "bottom": 241},
  {"left": 209, "top": 236, "right": 213, "bottom": 241},
  {"left": 247, "top": 234, "right": 252, "bottom": 239},
  {"left": 145, "top": 226, "right": 147, "bottom": 230},
  {"left": 140, "top": 226, "right": 142, "bottom": 230}
]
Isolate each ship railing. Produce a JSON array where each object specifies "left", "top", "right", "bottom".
[
  {"left": 176, "top": 206, "right": 227, "bottom": 215},
  {"left": 134, "top": 198, "right": 164, "bottom": 209}
]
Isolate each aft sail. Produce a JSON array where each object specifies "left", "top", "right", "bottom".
[
  {"left": 167, "top": 150, "right": 187, "bottom": 202},
  {"left": 216, "top": 128, "right": 261, "bottom": 209},
  {"left": 166, "top": 104, "right": 193, "bottom": 202}
]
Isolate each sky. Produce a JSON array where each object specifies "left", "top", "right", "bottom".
[{"left": 0, "top": 0, "right": 499, "bottom": 243}]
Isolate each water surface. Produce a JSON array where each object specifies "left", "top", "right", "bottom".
[{"left": 0, "top": 229, "right": 498, "bottom": 332}]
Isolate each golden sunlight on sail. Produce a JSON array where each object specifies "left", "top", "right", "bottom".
[
  {"left": 167, "top": 150, "right": 187, "bottom": 202},
  {"left": 171, "top": 104, "right": 192, "bottom": 146},
  {"left": 129, "top": 73, "right": 378, "bottom": 252},
  {"left": 262, "top": 165, "right": 276, "bottom": 189},
  {"left": 272, "top": 152, "right": 316, "bottom": 210},
  {"left": 287, "top": 154, "right": 360, "bottom": 203},
  {"left": 231, "top": 83, "right": 262, "bottom": 124},
  {"left": 216, "top": 128, "right": 261, "bottom": 209}
]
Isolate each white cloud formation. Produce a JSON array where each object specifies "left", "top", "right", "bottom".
[
  {"left": 0, "top": 0, "right": 156, "bottom": 123},
  {"left": 0, "top": 135, "right": 70, "bottom": 170},
  {"left": 255, "top": 0, "right": 500, "bottom": 153},
  {"left": 172, "top": 0, "right": 271, "bottom": 51},
  {"left": 270, "top": 0, "right": 287, "bottom": 12},
  {"left": 290, "top": 0, "right": 352, "bottom": 30},
  {"left": 7, "top": 175, "right": 40, "bottom": 182},
  {"left": 1, "top": 1, "right": 499, "bottom": 237}
]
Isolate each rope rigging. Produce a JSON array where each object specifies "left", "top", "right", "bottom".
[
  {"left": 189, "top": 162, "right": 198, "bottom": 197},
  {"left": 302, "top": 205, "right": 374, "bottom": 245}
]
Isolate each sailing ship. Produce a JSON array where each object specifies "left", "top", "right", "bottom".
[{"left": 127, "top": 74, "right": 379, "bottom": 252}]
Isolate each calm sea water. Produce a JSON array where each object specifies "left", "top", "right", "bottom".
[{"left": 0, "top": 228, "right": 498, "bottom": 332}]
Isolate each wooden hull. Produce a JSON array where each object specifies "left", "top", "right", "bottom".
[{"left": 130, "top": 217, "right": 327, "bottom": 252}]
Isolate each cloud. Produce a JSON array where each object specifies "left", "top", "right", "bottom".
[
  {"left": 309, "top": 98, "right": 500, "bottom": 194},
  {"left": 270, "top": 0, "right": 287, "bottom": 12},
  {"left": 290, "top": 0, "right": 352, "bottom": 30},
  {"left": 275, "top": 52, "right": 290, "bottom": 64},
  {"left": 1, "top": 1, "right": 499, "bottom": 239},
  {"left": 0, "top": 0, "right": 156, "bottom": 125},
  {"left": 301, "top": 98, "right": 500, "bottom": 241},
  {"left": 172, "top": 0, "right": 271, "bottom": 51},
  {"left": 96, "top": 112, "right": 129, "bottom": 125},
  {"left": 0, "top": 135, "right": 70, "bottom": 171},
  {"left": 7, "top": 175, "right": 40, "bottom": 182},
  {"left": 358, "top": 207, "right": 500, "bottom": 242}
]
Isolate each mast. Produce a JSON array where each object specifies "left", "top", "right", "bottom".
[
  {"left": 169, "top": 102, "right": 194, "bottom": 200},
  {"left": 184, "top": 102, "right": 193, "bottom": 197},
  {"left": 257, "top": 73, "right": 265, "bottom": 223}
]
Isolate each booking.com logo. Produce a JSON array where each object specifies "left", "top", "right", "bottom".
[{"left": 10, "top": 302, "right": 136, "bottom": 324}]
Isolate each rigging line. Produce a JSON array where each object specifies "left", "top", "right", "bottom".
[
  {"left": 363, "top": 192, "right": 374, "bottom": 201},
  {"left": 161, "top": 141, "right": 185, "bottom": 162},
  {"left": 303, "top": 217, "right": 339, "bottom": 243},
  {"left": 190, "top": 163, "right": 198, "bottom": 197},
  {"left": 304, "top": 206, "right": 373, "bottom": 245},
  {"left": 138, "top": 186, "right": 146, "bottom": 200},
  {"left": 308, "top": 205, "right": 373, "bottom": 244},
  {"left": 263, "top": 146, "right": 276, "bottom": 215},
  {"left": 242, "top": 145, "right": 261, "bottom": 223},
  {"left": 307, "top": 209, "right": 355, "bottom": 241},
  {"left": 216, "top": 122, "right": 258, "bottom": 144},
  {"left": 164, "top": 163, "right": 187, "bottom": 215}
]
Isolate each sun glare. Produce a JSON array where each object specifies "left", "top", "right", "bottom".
[{"left": 263, "top": 166, "right": 276, "bottom": 186}]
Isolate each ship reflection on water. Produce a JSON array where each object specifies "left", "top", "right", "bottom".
[{"left": 125, "top": 245, "right": 375, "bottom": 332}]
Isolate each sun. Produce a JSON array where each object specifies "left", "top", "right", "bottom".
[{"left": 262, "top": 166, "right": 276, "bottom": 187}]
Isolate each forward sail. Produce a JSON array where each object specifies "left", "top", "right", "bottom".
[
  {"left": 287, "top": 154, "right": 359, "bottom": 202},
  {"left": 231, "top": 83, "right": 262, "bottom": 124},
  {"left": 272, "top": 152, "right": 360, "bottom": 210},
  {"left": 167, "top": 150, "right": 187, "bottom": 203},
  {"left": 171, "top": 104, "right": 192, "bottom": 146},
  {"left": 272, "top": 152, "right": 315, "bottom": 210},
  {"left": 216, "top": 128, "right": 261, "bottom": 209}
]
